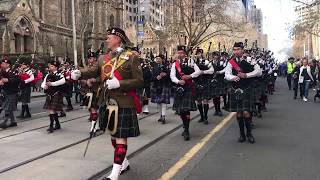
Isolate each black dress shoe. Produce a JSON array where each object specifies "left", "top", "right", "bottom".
[
  {"left": 53, "top": 124, "right": 61, "bottom": 130},
  {"left": 24, "top": 113, "right": 31, "bottom": 118},
  {"left": 47, "top": 127, "right": 54, "bottom": 133},
  {"left": 181, "top": 131, "right": 186, "bottom": 136},
  {"left": 218, "top": 111, "right": 223, "bottom": 116},
  {"left": 66, "top": 106, "right": 73, "bottom": 112},
  {"left": 247, "top": 135, "right": 255, "bottom": 144},
  {"left": 238, "top": 136, "right": 246, "bottom": 143},
  {"left": 184, "top": 131, "right": 190, "bottom": 141},
  {"left": 198, "top": 118, "right": 204, "bottom": 123},
  {"left": 8, "top": 122, "right": 17, "bottom": 127},
  {"left": 0, "top": 122, "right": 7, "bottom": 129},
  {"left": 214, "top": 111, "right": 219, "bottom": 116}
]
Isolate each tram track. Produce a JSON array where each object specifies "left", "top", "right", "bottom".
[{"left": 0, "top": 109, "right": 164, "bottom": 175}]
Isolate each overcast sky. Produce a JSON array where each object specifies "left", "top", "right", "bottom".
[{"left": 255, "top": 0, "right": 297, "bottom": 61}]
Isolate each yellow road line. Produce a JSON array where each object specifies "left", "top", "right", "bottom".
[{"left": 158, "top": 112, "right": 236, "bottom": 180}]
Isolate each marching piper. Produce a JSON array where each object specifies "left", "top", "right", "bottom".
[
  {"left": 225, "top": 42, "right": 261, "bottom": 144},
  {"left": 17, "top": 56, "right": 34, "bottom": 119},
  {"left": 0, "top": 58, "right": 20, "bottom": 129},
  {"left": 71, "top": 27, "right": 143, "bottom": 180},
  {"left": 150, "top": 54, "right": 171, "bottom": 124},
  {"left": 41, "top": 60, "right": 66, "bottom": 133},
  {"left": 194, "top": 48, "right": 214, "bottom": 125},
  {"left": 170, "top": 45, "right": 201, "bottom": 141}
]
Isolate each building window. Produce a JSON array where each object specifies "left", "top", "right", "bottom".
[
  {"left": 129, "top": 16, "right": 132, "bottom": 22},
  {"left": 109, "top": 14, "right": 115, "bottom": 27},
  {"left": 39, "top": 0, "right": 43, "bottom": 19},
  {"left": 129, "top": 7, "right": 132, "bottom": 12}
]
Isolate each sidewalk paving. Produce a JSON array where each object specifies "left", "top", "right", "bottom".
[{"left": 0, "top": 102, "right": 200, "bottom": 180}]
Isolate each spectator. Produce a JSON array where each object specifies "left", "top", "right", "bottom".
[{"left": 299, "top": 58, "right": 314, "bottom": 102}]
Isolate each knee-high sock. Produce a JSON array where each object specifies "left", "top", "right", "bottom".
[
  {"left": 180, "top": 111, "right": 190, "bottom": 131},
  {"left": 114, "top": 144, "right": 127, "bottom": 165},
  {"left": 9, "top": 111, "right": 15, "bottom": 123},
  {"left": 244, "top": 116, "right": 253, "bottom": 136},
  {"left": 203, "top": 104, "right": 209, "bottom": 119},
  {"left": 197, "top": 103, "right": 204, "bottom": 119},
  {"left": 214, "top": 97, "right": 220, "bottom": 112},
  {"left": 237, "top": 116, "right": 245, "bottom": 137},
  {"left": 49, "top": 114, "right": 55, "bottom": 128},
  {"left": 161, "top": 103, "right": 166, "bottom": 116},
  {"left": 223, "top": 94, "right": 227, "bottom": 107},
  {"left": 66, "top": 97, "right": 72, "bottom": 106}
]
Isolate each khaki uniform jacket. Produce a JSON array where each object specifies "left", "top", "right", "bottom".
[{"left": 80, "top": 50, "right": 144, "bottom": 108}]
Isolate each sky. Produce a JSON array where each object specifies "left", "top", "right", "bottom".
[{"left": 254, "top": 0, "right": 297, "bottom": 61}]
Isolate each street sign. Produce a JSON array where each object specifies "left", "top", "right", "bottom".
[{"left": 137, "top": 21, "right": 144, "bottom": 37}]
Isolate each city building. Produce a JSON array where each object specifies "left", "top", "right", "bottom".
[{"left": 0, "top": 0, "right": 122, "bottom": 63}]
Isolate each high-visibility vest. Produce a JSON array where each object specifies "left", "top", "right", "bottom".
[{"left": 287, "top": 62, "right": 295, "bottom": 74}]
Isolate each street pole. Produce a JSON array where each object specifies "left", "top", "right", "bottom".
[{"left": 72, "top": 0, "right": 78, "bottom": 67}]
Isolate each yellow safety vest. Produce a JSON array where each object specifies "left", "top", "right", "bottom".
[{"left": 287, "top": 62, "right": 295, "bottom": 74}]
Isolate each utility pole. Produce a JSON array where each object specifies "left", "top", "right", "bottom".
[{"left": 72, "top": 0, "right": 78, "bottom": 67}]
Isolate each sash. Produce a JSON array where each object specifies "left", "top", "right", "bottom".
[
  {"left": 175, "top": 60, "right": 195, "bottom": 95},
  {"left": 175, "top": 60, "right": 193, "bottom": 85},
  {"left": 104, "top": 54, "right": 142, "bottom": 113},
  {"left": 229, "top": 59, "right": 242, "bottom": 73}
]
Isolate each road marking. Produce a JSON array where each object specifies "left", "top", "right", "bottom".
[{"left": 158, "top": 112, "right": 236, "bottom": 180}]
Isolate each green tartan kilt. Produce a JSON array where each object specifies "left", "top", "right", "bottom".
[
  {"left": 99, "top": 106, "right": 140, "bottom": 138},
  {"left": 227, "top": 87, "right": 255, "bottom": 112},
  {"left": 216, "top": 79, "right": 228, "bottom": 95},
  {"left": 195, "top": 84, "right": 212, "bottom": 101},
  {"left": 253, "top": 82, "right": 266, "bottom": 101},
  {"left": 19, "top": 87, "right": 31, "bottom": 103},
  {"left": 173, "top": 87, "right": 197, "bottom": 114}
]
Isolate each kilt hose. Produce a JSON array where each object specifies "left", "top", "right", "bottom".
[
  {"left": 151, "top": 85, "right": 171, "bottom": 104},
  {"left": 99, "top": 106, "right": 140, "bottom": 138},
  {"left": 19, "top": 86, "right": 31, "bottom": 104},
  {"left": 173, "top": 86, "right": 197, "bottom": 114},
  {"left": 227, "top": 86, "right": 255, "bottom": 112},
  {"left": 43, "top": 93, "right": 64, "bottom": 112},
  {"left": 3, "top": 93, "right": 18, "bottom": 112}
]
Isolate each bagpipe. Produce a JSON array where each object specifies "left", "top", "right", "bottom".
[{"left": 174, "top": 58, "right": 195, "bottom": 97}]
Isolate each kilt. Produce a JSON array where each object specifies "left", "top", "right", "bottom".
[
  {"left": 64, "top": 84, "right": 73, "bottom": 98},
  {"left": 216, "top": 79, "right": 228, "bottom": 95},
  {"left": 43, "top": 93, "right": 64, "bottom": 111},
  {"left": 151, "top": 85, "right": 171, "bottom": 104},
  {"left": 195, "top": 84, "right": 212, "bottom": 101},
  {"left": 173, "top": 86, "right": 197, "bottom": 114},
  {"left": 3, "top": 94, "right": 17, "bottom": 111},
  {"left": 19, "top": 87, "right": 31, "bottom": 103},
  {"left": 227, "top": 86, "right": 255, "bottom": 112},
  {"left": 112, "top": 108, "right": 140, "bottom": 138},
  {"left": 253, "top": 81, "right": 266, "bottom": 101}
]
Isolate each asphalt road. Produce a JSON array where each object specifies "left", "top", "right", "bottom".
[{"left": 119, "top": 78, "right": 320, "bottom": 180}]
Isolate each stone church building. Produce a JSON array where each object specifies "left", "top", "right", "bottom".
[{"left": 0, "top": 0, "right": 123, "bottom": 62}]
